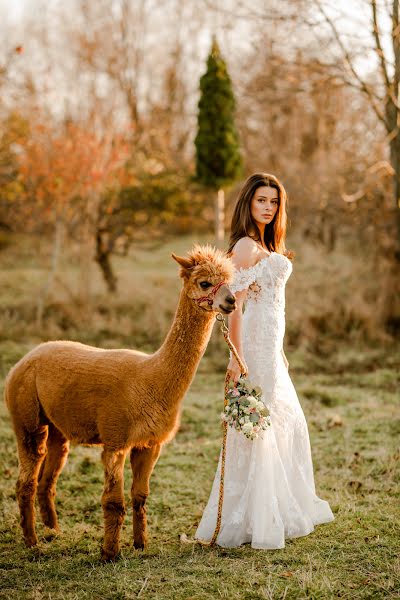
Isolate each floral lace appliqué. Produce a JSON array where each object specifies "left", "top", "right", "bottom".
[{"left": 248, "top": 280, "right": 262, "bottom": 301}]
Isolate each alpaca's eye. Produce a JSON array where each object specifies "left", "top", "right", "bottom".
[{"left": 200, "top": 281, "right": 212, "bottom": 290}]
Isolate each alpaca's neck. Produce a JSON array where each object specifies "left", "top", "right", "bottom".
[{"left": 152, "top": 290, "right": 215, "bottom": 404}]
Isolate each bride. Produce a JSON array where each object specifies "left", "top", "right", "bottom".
[{"left": 195, "top": 173, "right": 334, "bottom": 549}]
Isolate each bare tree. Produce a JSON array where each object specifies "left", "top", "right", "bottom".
[{"left": 308, "top": 0, "right": 400, "bottom": 255}]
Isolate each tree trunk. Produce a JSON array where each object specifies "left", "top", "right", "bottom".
[
  {"left": 96, "top": 229, "right": 118, "bottom": 293},
  {"left": 215, "top": 188, "right": 225, "bottom": 247},
  {"left": 36, "top": 217, "right": 64, "bottom": 327},
  {"left": 390, "top": 0, "right": 400, "bottom": 259},
  {"left": 389, "top": 136, "right": 400, "bottom": 259},
  {"left": 384, "top": 133, "right": 400, "bottom": 332}
]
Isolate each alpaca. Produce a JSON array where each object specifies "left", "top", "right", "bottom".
[{"left": 4, "top": 245, "right": 235, "bottom": 560}]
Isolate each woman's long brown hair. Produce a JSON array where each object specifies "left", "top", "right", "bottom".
[{"left": 227, "top": 173, "right": 293, "bottom": 258}]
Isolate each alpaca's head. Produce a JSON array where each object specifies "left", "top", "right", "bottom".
[{"left": 172, "top": 244, "right": 236, "bottom": 315}]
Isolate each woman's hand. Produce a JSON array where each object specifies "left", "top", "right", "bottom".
[{"left": 227, "top": 355, "right": 248, "bottom": 384}]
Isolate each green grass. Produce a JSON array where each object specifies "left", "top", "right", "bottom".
[
  {"left": 0, "top": 234, "right": 399, "bottom": 598},
  {"left": 0, "top": 350, "right": 399, "bottom": 600}
]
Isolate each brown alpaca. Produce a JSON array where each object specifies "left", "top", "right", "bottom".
[{"left": 4, "top": 245, "right": 235, "bottom": 560}]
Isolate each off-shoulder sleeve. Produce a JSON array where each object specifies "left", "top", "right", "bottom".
[{"left": 230, "top": 264, "right": 258, "bottom": 294}]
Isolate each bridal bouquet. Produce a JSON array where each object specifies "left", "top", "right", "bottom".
[{"left": 221, "top": 376, "right": 271, "bottom": 440}]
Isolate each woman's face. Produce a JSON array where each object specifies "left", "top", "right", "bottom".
[{"left": 250, "top": 185, "right": 279, "bottom": 227}]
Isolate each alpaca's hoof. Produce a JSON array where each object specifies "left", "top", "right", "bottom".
[
  {"left": 43, "top": 527, "right": 60, "bottom": 542},
  {"left": 133, "top": 538, "right": 147, "bottom": 551},
  {"left": 24, "top": 535, "right": 38, "bottom": 548},
  {"left": 100, "top": 547, "right": 120, "bottom": 562}
]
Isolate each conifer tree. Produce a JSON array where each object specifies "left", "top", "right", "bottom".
[
  {"left": 195, "top": 38, "right": 242, "bottom": 188},
  {"left": 195, "top": 38, "right": 242, "bottom": 242}
]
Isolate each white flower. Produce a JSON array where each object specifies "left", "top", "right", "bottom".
[
  {"left": 256, "top": 401, "right": 265, "bottom": 412},
  {"left": 248, "top": 396, "right": 258, "bottom": 408},
  {"left": 239, "top": 417, "right": 245, "bottom": 425},
  {"left": 242, "top": 422, "right": 253, "bottom": 435}
]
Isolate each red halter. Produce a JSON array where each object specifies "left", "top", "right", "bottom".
[{"left": 196, "top": 280, "right": 226, "bottom": 307}]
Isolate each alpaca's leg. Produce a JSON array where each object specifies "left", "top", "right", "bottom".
[
  {"left": 16, "top": 425, "right": 48, "bottom": 547},
  {"left": 37, "top": 424, "right": 69, "bottom": 530},
  {"left": 101, "top": 447, "right": 127, "bottom": 561},
  {"left": 130, "top": 444, "right": 161, "bottom": 550}
]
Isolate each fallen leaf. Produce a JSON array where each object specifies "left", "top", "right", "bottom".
[
  {"left": 179, "top": 533, "right": 196, "bottom": 544},
  {"left": 327, "top": 414, "right": 343, "bottom": 428}
]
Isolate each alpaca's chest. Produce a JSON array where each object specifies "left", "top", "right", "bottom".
[
  {"left": 95, "top": 402, "right": 181, "bottom": 449},
  {"left": 132, "top": 404, "right": 182, "bottom": 447}
]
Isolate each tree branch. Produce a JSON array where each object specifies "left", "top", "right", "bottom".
[
  {"left": 371, "top": 0, "right": 391, "bottom": 89},
  {"left": 392, "top": 0, "right": 400, "bottom": 100},
  {"left": 313, "top": 0, "right": 390, "bottom": 130}
]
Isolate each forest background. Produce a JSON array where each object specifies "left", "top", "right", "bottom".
[{"left": 0, "top": 1, "right": 399, "bottom": 599}]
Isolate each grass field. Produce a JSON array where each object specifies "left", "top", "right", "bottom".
[
  {"left": 0, "top": 235, "right": 399, "bottom": 599},
  {"left": 0, "top": 347, "right": 399, "bottom": 599}
]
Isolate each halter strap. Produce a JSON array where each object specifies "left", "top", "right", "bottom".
[{"left": 195, "top": 280, "right": 226, "bottom": 307}]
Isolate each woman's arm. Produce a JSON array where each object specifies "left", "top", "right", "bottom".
[
  {"left": 226, "top": 289, "right": 248, "bottom": 382},
  {"left": 226, "top": 237, "right": 259, "bottom": 382}
]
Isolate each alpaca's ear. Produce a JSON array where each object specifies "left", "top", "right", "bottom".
[
  {"left": 171, "top": 253, "right": 194, "bottom": 269},
  {"left": 171, "top": 253, "right": 195, "bottom": 278}
]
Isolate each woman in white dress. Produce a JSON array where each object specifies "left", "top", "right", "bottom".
[{"left": 195, "top": 173, "right": 334, "bottom": 549}]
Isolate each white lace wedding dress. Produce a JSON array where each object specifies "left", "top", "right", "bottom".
[{"left": 195, "top": 252, "right": 334, "bottom": 549}]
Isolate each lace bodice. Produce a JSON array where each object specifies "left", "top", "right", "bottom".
[
  {"left": 230, "top": 252, "right": 292, "bottom": 310},
  {"left": 230, "top": 252, "right": 293, "bottom": 372}
]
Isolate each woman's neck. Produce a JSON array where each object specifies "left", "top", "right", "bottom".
[
  {"left": 257, "top": 224, "right": 265, "bottom": 238},
  {"left": 254, "top": 227, "right": 268, "bottom": 251}
]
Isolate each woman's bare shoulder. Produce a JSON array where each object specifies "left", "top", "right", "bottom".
[
  {"left": 233, "top": 236, "right": 258, "bottom": 252},
  {"left": 231, "top": 237, "right": 259, "bottom": 269}
]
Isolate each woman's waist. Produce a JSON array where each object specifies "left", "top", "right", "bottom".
[
  {"left": 242, "top": 309, "right": 286, "bottom": 327},
  {"left": 242, "top": 338, "right": 284, "bottom": 354},
  {"left": 245, "top": 300, "right": 285, "bottom": 313}
]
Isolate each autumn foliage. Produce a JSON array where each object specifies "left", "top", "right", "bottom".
[{"left": 17, "top": 122, "right": 129, "bottom": 231}]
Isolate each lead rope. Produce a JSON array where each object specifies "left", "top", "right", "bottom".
[{"left": 208, "top": 313, "right": 248, "bottom": 546}]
